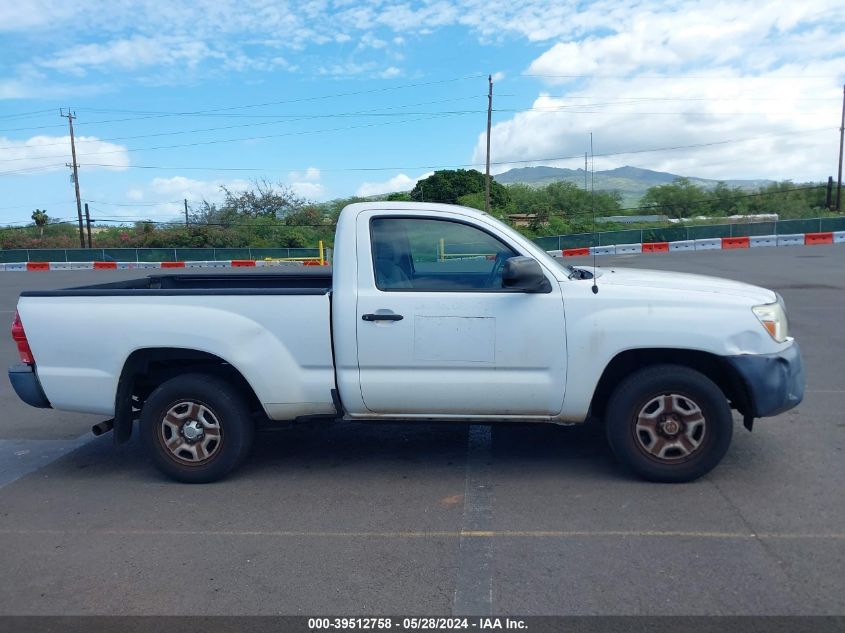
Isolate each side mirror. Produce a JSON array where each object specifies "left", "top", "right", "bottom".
[{"left": 502, "top": 256, "right": 552, "bottom": 293}]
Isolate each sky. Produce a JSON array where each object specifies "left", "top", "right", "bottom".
[{"left": 1, "top": 0, "right": 844, "bottom": 225}]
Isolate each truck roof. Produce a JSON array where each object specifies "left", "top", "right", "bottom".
[{"left": 341, "top": 201, "right": 493, "bottom": 220}]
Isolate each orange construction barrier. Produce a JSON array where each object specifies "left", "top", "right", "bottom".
[{"left": 805, "top": 232, "right": 833, "bottom": 245}]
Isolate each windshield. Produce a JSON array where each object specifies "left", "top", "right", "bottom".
[{"left": 475, "top": 210, "right": 576, "bottom": 277}]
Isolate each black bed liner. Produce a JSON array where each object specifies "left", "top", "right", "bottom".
[{"left": 20, "top": 270, "right": 333, "bottom": 297}]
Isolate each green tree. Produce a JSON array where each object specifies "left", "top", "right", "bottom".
[
  {"left": 709, "top": 182, "right": 745, "bottom": 215},
  {"left": 746, "top": 181, "right": 827, "bottom": 218},
  {"left": 31, "top": 209, "right": 49, "bottom": 239},
  {"left": 640, "top": 178, "right": 710, "bottom": 219},
  {"left": 411, "top": 169, "right": 509, "bottom": 208}
]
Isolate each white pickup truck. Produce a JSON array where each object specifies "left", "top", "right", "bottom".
[{"left": 8, "top": 202, "right": 804, "bottom": 483}]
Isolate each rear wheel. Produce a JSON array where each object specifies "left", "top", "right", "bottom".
[
  {"left": 605, "top": 365, "right": 733, "bottom": 482},
  {"left": 140, "top": 373, "right": 254, "bottom": 483}
]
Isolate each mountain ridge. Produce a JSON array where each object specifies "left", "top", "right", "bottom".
[{"left": 493, "top": 165, "right": 774, "bottom": 206}]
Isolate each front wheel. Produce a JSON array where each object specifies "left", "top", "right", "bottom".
[
  {"left": 140, "top": 373, "right": 254, "bottom": 483},
  {"left": 605, "top": 365, "right": 733, "bottom": 483}
]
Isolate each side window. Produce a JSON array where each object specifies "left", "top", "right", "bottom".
[{"left": 371, "top": 217, "right": 518, "bottom": 291}]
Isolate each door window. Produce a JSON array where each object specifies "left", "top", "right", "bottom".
[{"left": 370, "top": 217, "right": 518, "bottom": 291}]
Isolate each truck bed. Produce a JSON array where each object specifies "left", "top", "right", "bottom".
[
  {"left": 20, "top": 269, "right": 333, "bottom": 297},
  {"left": 17, "top": 268, "right": 336, "bottom": 419}
]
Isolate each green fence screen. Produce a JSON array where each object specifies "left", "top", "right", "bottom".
[
  {"left": 0, "top": 247, "right": 320, "bottom": 263},
  {"left": 533, "top": 216, "right": 843, "bottom": 251}
]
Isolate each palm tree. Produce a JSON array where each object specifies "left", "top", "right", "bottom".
[{"left": 31, "top": 209, "right": 49, "bottom": 239}]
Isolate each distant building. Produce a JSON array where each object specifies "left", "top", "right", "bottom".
[
  {"left": 507, "top": 213, "right": 539, "bottom": 227},
  {"left": 667, "top": 214, "right": 778, "bottom": 224},
  {"left": 596, "top": 215, "right": 667, "bottom": 224}
]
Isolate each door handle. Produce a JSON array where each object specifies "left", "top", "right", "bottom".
[{"left": 362, "top": 313, "right": 404, "bottom": 322}]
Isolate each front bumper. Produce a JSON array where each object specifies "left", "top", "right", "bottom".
[
  {"left": 8, "top": 363, "right": 51, "bottom": 409},
  {"left": 726, "top": 341, "right": 804, "bottom": 418}
]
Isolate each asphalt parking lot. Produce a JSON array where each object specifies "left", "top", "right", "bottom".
[{"left": 0, "top": 246, "right": 843, "bottom": 615}]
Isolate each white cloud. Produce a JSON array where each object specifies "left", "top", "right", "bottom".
[
  {"left": 0, "top": 135, "right": 129, "bottom": 174},
  {"left": 38, "top": 36, "right": 222, "bottom": 75},
  {"left": 290, "top": 181, "right": 326, "bottom": 199},
  {"left": 126, "top": 171, "right": 327, "bottom": 209},
  {"left": 288, "top": 167, "right": 321, "bottom": 182},
  {"left": 358, "top": 33, "right": 388, "bottom": 49},
  {"left": 471, "top": 2, "right": 845, "bottom": 182},
  {"left": 286, "top": 166, "right": 326, "bottom": 199},
  {"left": 356, "top": 172, "right": 433, "bottom": 197},
  {"left": 108, "top": 176, "right": 251, "bottom": 220},
  {"left": 317, "top": 61, "right": 402, "bottom": 78},
  {"left": 6, "top": 1, "right": 845, "bottom": 53},
  {"left": 523, "top": 3, "right": 844, "bottom": 80},
  {"left": 147, "top": 176, "right": 250, "bottom": 202},
  {"left": 14, "top": 0, "right": 799, "bottom": 86},
  {"left": 473, "top": 77, "right": 842, "bottom": 181}
]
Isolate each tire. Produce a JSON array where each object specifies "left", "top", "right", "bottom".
[
  {"left": 140, "top": 373, "right": 254, "bottom": 483},
  {"left": 605, "top": 364, "right": 733, "bottom": 483}
]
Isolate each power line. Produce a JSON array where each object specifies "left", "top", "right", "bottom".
[
  {"left": 0, "top": 199, "right": 75, "bottom": 210},
  {"left": 0, "top": 108, "right": 57, "bottom": 120},
  {"left": 514, "top": 95, "right": 842, "bottom": 102},
  {"left": 2, "top": 94, "right": 839, "bottom": 135},
  {"left": 0, "top": 105, "right": 494, "bottom": 152},
  {"left": 1, "top": 102, "right": 836, "bottom": 160},
  {"left": 79, "top": 184, "right": 832, "bottom": 225},
  {"left": 2, "top": 102, "right": 838, "bottom": 153},
  {"left": 0, "top": 127, "right": 833, "bottom": 178},
  {"left": 0, "top": 163, "right": 69, "bottom": 175},
  {"left": 0, "top": 96, "right": 488, "bottom": 133},
  {"left": 4, "top": 92, "right": 840, "bottom": 135},
  {"left": 2, "top": 183, "right": 831, "bottom": 228},
  {"left": 0, "top": 112, "right": 473, "bottom": 162},
  {"left": 523, "top": 73, "right": 843, "bottom": 80},
  {"left": 86, "top": 199, "right": 184, "bottom": 207},
  {"left": 58, "top": 128, "right": 832, "bottom": 174},
  {"left": 74, "top": 74, "right": 488, "bottom": 117}
]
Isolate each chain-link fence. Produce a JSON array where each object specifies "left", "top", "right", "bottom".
[
  {"left": 0, "top": 247, "right": 322, "bottom": 264},
  {"left": 532, "top": 217, "right": 845, "bottom": 250}
]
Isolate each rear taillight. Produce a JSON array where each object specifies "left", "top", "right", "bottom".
[{"left": 11, "top": 310, "right": 34, "bottom": 364}]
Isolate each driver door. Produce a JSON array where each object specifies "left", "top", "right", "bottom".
[{"left": 355, "top": 214, "right": 567, "bottom": 417}]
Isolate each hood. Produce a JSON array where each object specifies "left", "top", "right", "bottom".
[{"left": 572, "top": 266, "right": 777, "bottom": 304}]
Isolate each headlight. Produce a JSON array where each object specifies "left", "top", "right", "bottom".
[{"left": 752, "top": 301, "right": 789, "bottom": 343}]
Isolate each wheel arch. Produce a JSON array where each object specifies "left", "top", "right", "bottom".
[
  {"left": 589, "top": 348, "right": 751, "bottom": 423},
  {"left": 113, "top": 347, "right": 263, "bottom": 445}
]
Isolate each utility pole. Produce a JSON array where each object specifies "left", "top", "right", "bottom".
[
  {"left": 836, "top": 83, "right": 844, "bottom": 212},
  {"left": 61, "top": 108, "right": 86, "bottom": 248},
  {"left": 484, "top": 74, "right": 493, "bottom": 213},
  {"left": 84, "top": 203, "right": 92, "bottom": 248},
  {"left": 184, "top": 199, "right": 189, "bottom": 226}
]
